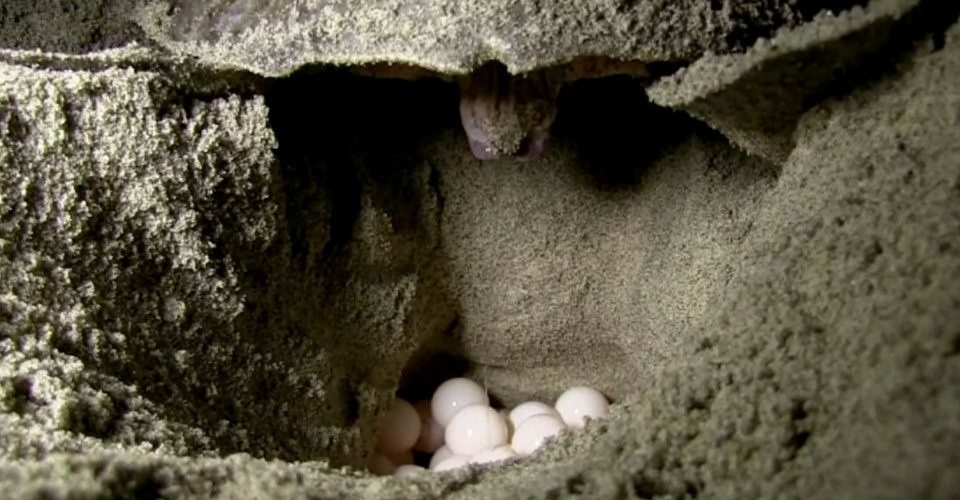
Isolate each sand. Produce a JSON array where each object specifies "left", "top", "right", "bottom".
[{"left": 1, "top": 0, "right": 958, "bottom": 498}]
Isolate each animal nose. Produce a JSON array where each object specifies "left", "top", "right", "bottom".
[
  {"left": 467, "top": 135, "right": 547, "bottom": 161},
  {"left": 468, "top": 138, "right": 500, "bottom": 160}
]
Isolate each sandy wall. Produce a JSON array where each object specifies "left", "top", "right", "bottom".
[{"left": 0, "top": 0, "right": 958, "bottom": 498}]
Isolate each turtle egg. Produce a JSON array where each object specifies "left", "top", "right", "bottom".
[
  {"left": 428, "top": 445, "right": 455, "bottom": 469},
  {"left": 445, "top": 404, "right": 509, "bottom": 456},
  {"left": 367, "top": 453, "right": 397, "bottom": 476},
  {"left": 393, "top": 464, "right": 426, "bottom": 478},
  {"left": 388, "top": 449, "right": 414, "bottom": 466},
  {"left": 508, "top": 401, "right": 562, "bottom": 429},
  {"left": 554, "top": 386, "right": 610, "bottom": 429},
  {"left": 431, "top": 377, "right": 489, "bottom": 426},
  {"left": 433, "top": 454, "right": 470, "bottom": 472},
  {"left": 511, "top": 414, "right": 566, "bottom": 454},
  {"left": 376, "top": 398, "right": 421, "bottom": 455},
  {"left": 413, "top": 400, "right": 445, "bottom": 453},
  {"left": 468, "top": 445, "right": 516, "bottom": 465}
]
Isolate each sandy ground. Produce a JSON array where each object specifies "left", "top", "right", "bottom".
[{"left": 0, "top": 0, "right": 958, "bottom": 498}]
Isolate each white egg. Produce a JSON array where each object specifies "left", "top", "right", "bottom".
[
  {"left": 468, "top": 445, "right": 516, "bottom": 465},
  {"left": 428, "top": 445, "right": 455, "bottom": 469},
  {"left": 393, "top": 464, "right": 426, "bottom": 478},
  {"left": 376, "top": 398, "right": 422, "bottom": 455},
  {"left": 511, "top": 414, "right": 566, "bottom": 454},
  {"left": 432, "top": 454, "right": 470, "bottom": 472},
  {"left": 367, "top": 453, "right": 397, "bottom": 476},
  {"left": 508, "top": 401, "right": 562, "bottom": 429},
  {"left": 413, "top": 400, "right": 445, "bottom": 453},
  {"left": 554, "top": 386, "right": 610, "bottom": 429},
  {"left": 444, "top": 404, "right": 509, "bottom": 456},
  {"left": 431, "top": 377, "right": 489, "bottom": 426}
]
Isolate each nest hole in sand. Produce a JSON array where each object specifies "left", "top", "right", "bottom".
[{"left": 244, "top": 64, "right": 770, "bottom": 469}]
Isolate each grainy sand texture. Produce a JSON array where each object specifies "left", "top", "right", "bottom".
[{"left": 1, "top": 0, "right": 958, "bottom": 498}]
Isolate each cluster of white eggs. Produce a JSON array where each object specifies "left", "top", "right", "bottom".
[{"left": 367, "top": 377, "right": 610, "bottom": 477}]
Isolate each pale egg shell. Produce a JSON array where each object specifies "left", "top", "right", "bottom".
[
  {"left": 444, "top": 404, "right": 509, "bottom": 456},
  {"left": 432, "top": 454, "right": 470, "bottom": 472},
  {"left": 508, "top": 401, "right": 562, "bottom": 429},
  {"left": 428, "top": 445, "right": 455, "bottom": 469},
  {"left": 468, "top": 445, "right": 516, "bottom": 465},
  {"left": 554, "top": 386, "right": 610, "bottom": 429},
  {"left": 431, "top": 377, "right": 489, "bottom": 426},
  {"left": 393, "top": 464, "right": 426, "bottom": 478},
  {"left": 511, "top": 414, "right": 566, "bottom": 454}
]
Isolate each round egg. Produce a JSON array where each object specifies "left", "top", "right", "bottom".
[
  {"left": 554, "top": 386, "right": 610, "bottom": 429},
  {"left": 432, "top": 454, "right": 470, "bottom": 472},
  {"left": 388, "top": 448, "right": 414, "bottom": 466},
  {"left": 431, "top": 377, "right": 489, "bottom": 426},
  {"left": 444, "top": 404, "right": 509, "bottom": 456},
  {"left": 367, "top": 453, "right": 397, "bottom": 476},
  {"left": 468, "top": 445, "right": 516, "bottom": 465},
  {"left": 376, "top": 398, "right": 421, "bottom": 455},
  {"left": 511, "top": 414, "right": 566, "bottom": 454},
  {"left": 428, "top": 445, "right": 455, "bottom": 469},
  {"left": 393, "top": 464, "right": 426, "bottom": 478},
  {"left": 413, "top": 400, "right": 445, "bottom": 453},
  {"left": 508, "top": 401, "right": 562, "bottom": 429}
]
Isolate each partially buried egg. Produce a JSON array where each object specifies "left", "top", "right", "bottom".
[
  {"left": 393, "top": 464, "right": 426, "bottom": 478},
  {"left": 511, "top": 414, "right": 566, "bottom": 455},
  {"left": 508, "top": 401, "right": 562, "bottom": 429},
  {"left": 382, "top": 378, "right": 612, "bottom": 476},
  {"left": 376, "top": 398, "right": 421, "bottom": 455},
  {"left": 413, "top": 400, "right": 445, "bottom": 453},
  {"left": 429, "top": 445, "right": 455, "bottom": 469},
  {"left": 367, "top": 453, "right": 397, "bottom": 476},
  {"left": 433, "top": 454, "right": 470, "bottom": 472},
  {"left": 554, "top": 386, "right": 609, "bottom": 429},
  {"left": 468, "top": 445, "right": 516, "bottom": 465}
]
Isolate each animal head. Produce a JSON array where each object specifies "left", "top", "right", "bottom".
[
  {"left": 352, "top": 58, "right": 650, "bottom": 161},
  {"left": 456, "top": 63, "right": 562, "bottom": 161}
]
